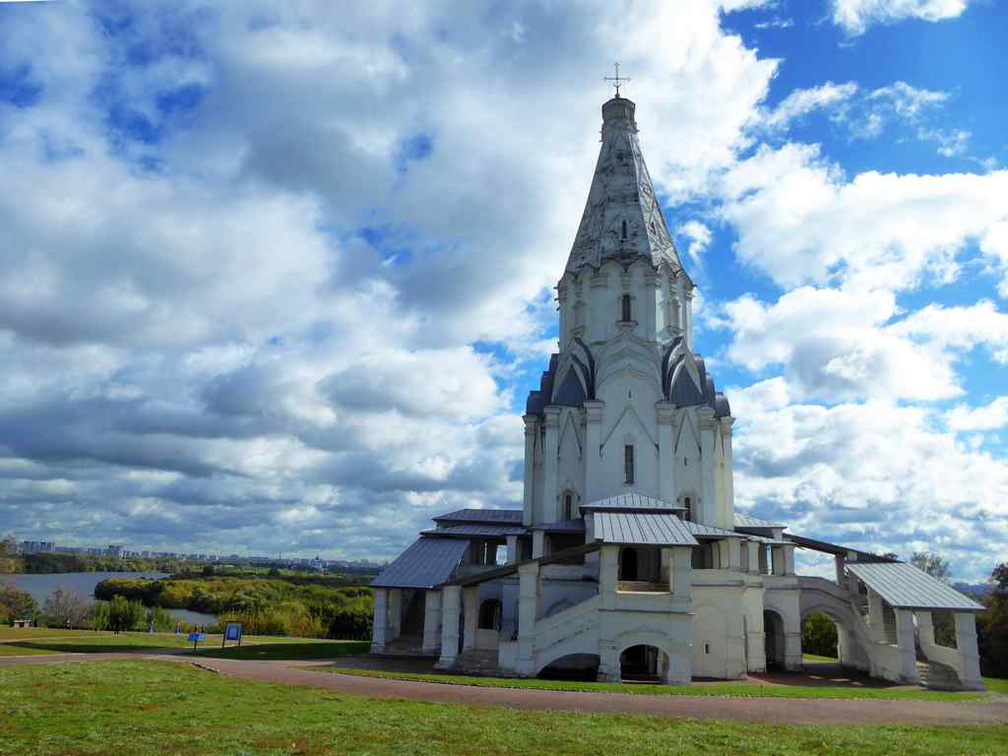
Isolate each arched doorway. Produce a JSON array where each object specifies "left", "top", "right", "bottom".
[
  {"left": 802, "top": 612, "right": 838, "bottom": 665},
  {"left": 764, "top": 610, "right": 786, "bottom": 669},
  {"left": 620, "top": 644, "right": 669, "bottom": 683}
]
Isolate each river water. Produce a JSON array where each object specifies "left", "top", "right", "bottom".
[{"left": 3, "top": 572, "right": 219, "bottom": 625}]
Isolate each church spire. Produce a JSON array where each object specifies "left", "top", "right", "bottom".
[{"left": 565, "top": 95, "right": 682, "bottom": 276}]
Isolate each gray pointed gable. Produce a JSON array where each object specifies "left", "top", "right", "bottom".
[{"left": 565, "top": 96, "right": 682, "bottom": 276}]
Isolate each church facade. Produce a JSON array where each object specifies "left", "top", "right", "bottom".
[{"left": 370, "top": 95, "right": 985, "bottom": 688}]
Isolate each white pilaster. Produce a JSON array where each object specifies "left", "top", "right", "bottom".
[
  {"left": 656, "top": 401, "right": 677, "bottom": 504},
  {"left": 522, "top": 415, "right": 538, "bottom": 526},
  {"left": 584, "top": 400, "right": 604, "bottom": 504},
  {"left": 543, "top": 406, "right": 561, "bottom": 522},
  {"left": 697, "top": 407, "right": 717, "bottom": 526},
  {"left": 517, "top": 561, "right": 540, "bottom": 676}
]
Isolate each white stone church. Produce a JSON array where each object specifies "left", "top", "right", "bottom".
[{"left": 371, "top": 93, "right": 985, "bottom": 689}]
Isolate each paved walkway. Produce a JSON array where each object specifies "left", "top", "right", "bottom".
[{"left": 3, "top": 652, "right": 1006, "bottom": 726}]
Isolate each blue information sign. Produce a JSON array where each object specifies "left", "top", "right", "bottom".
[
  {"left": 225, "top": 623, "right": 242, "bottom": 642},
  {"left": 188, "top": 632, "right": 205, "bottom": 642}
]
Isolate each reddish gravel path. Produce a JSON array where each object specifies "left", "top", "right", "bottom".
[{"left": 3, "top": 652, "right": 1007, "bottom": 726}]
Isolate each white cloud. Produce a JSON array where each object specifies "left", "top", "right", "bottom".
[
  {"left": 721, "top": 142, "right": 1008, "bottom": 290},
  {"left": 677, "top": 220, "right": 713, "bottom": 268},
  {"left": 759, "top": 81, "right": 859, "bottom": 131},
  {"left": 832, "top": 0, "right": 972, "bottom": 35},
  {"left": 947, "top": 398, "right": 1008, "bottom": 432},
  {"left": 733, "top": 396, "right": 1008, "bottom": 580}
]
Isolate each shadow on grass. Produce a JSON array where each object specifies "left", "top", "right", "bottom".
[
  {"left": 195, "top": 641, "right": 371, "bottom": 661},
  {"left": 1, "top": 640, "right": 184, "bottom": 655},
  {"left": 746, "top": 662, "right": 904, "bottom": 690}
]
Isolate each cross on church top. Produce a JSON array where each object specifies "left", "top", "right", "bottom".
[{"left": 604, "top": 62, "right": 630, "bottom": 98}]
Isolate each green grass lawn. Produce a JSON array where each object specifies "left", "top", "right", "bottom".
[
  {"left": 0, "top": 660, "right": 1004, "bottom": 756},
  {"left": 803, "top": 653, "right": 838, "bottom": 662},
  {"left": 326, "top": 667, "right": 991, "bottom": 701},
  {"left": 984, "top": 677, "right": 1008, "bottom": 695},
  {"left": 0, "top": 627, "right": 366, "bottom": 660}
]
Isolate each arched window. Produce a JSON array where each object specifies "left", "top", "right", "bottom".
[
  {"left": 624, "top": 444, "right": 635, "bottom": 485},
  {"left": 563, "top": 491, "right": 574, "bottom": 520},
  {"left": 478, "top": 599, "right": 502, "bottom": 630},
  {"left": 621, "top": 294, "right": 632, "bottom": 322},
  {"left": 621, "top": 219, "right": 628, "bottom": 240},
  {"left": 684, "top": 496, "right": 692, "bottom": 521}
]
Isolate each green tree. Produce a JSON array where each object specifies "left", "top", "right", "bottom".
[
  {"left": 802, "top": 613, "right": 838, "bottom": 658},
  {"left": 108, "top": 595, "right": 145, "bottom": 633},
  {"left": 910, "top": 552, "right": 951, "bottom": 583},
  {"left": 977, "top": 562, "right": 1008, "bottom": 678},
  {"left": 90, "top": 600, "right": 110, "bottom": 631},
  {"left": 0, "top": 583, "right": 39, "bottom": 624},
  {"left": 42, "top": 587, "right": 88, "bottom": 629}
]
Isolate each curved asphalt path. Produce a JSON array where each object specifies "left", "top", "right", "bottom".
[{"left": 2, "top": 651, "right": 1007, "bottom": 726}]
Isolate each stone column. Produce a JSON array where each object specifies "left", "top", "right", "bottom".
[
  {"left": 599, "top": 544, "right": 619, "bottom": 610},
  {"left": 522, "top": 415, "right": 538, "bottom": 526},
  {"left": 917, "top": 611, "right": 935, "bottom": 647},
  {"left": 506, "top": 535, "right": 519, "bottom": 564},
  {"left": 867, "top": 589, "right": 886, "bottom": 642},
  {"left": 656, "top": 402, "right": 677, "bottom": 505},
  {"left": 895, "top": 609, "right": 920, "bottom": 683},
  {"left": 462, "top": 586, "right": 480, "bottom": 651},
  {"left": 584, "top": 401, "right": 604, "bottom": 504},
  {"left": 436, "top": 585, "right": 461, "bottom": 669},
  {"left": 532, "top": 530, "right": 546, "bottom": 559},
  {"left": 834, "top": 553, "right": 846, "bottom": 587},
  {"left": 644, "top": 271, "right": 658, "bottom": 339},
  {"left": 771, "top": 546, "right": 785, "bottom": 576},
  {"left": 671, "top": 545, "right": 692, "bottom": 599},
  {"left": 516, "top": 561, "right": 540, "bottom": 676},
  {"left": 783, "top": 544, "right": 795, "bottom": 576},
  {"left": 697, "top": 407, "right": 717, "bottom": 525},
  {"left": 370, "top": 588, "right": 388, "bottom": 652},
  {"left": 388, "top": 589, "right": 402, "bottom": 640},
  {"left": 955, "top": 612, "right": 983, "bottom": 689},
  {"left": 727, "top": 539, "right": 742, "bottom": 571},
  {"left": 422, "top": 590, "right": 442, "bottom": 654},
  {"left": 746, "top": 541, "right": 760, "bottom": 574},
  {"left": 543, "top": 406, "right": 561, "bottom": 522},
  {"left": 784, "top": 627, "right": 803, "bottom": 671},
  {"left": 746, "top": 608, "right": 766, "bottom": 673}
]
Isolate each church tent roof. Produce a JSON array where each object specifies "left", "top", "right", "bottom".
[
  {"left": 846, "top": 562, "right": 984, "bottom": 612},
  {"left": 593, "top": 511, "right": 697, "bottom": 547},
  {"left": 371, "top": 537, "right": 470, "bottom": 589}
]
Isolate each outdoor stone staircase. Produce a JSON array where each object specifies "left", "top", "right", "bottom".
[
  {"left": 916, "top": 658, "right": 962, "bottom": 690},
  {"left": 453, "top": 649, "right": 501, "bottom": 675},
  {"left": 382, "top": 635, "right": 426, "bottom": 656}
]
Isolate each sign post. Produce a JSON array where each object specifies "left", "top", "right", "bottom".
[
  {"left": 188, "top": 631, "right": 205, "bottom": 653},
  {"left": 222, "top": 622, "right": 242, "bottom": 649}
]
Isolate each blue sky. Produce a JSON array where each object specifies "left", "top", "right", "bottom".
[{"left": 0, "top": 0, "right": 1005, "bottom": 580}]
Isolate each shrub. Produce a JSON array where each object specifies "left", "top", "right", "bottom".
[
  {"left": 802, "top": 613, "right": 838, "bottom": 658},
  {"left": 42, "top": 587, "right": 88, "bottom": 629}
]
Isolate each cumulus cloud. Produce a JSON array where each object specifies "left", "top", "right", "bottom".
[
  {"left": 0, "top": 0, "right": 779, "bottom": 557},
  {"left": 831, "top": 0, "right": 972, "bottom": 35},
  {"left": 720, "top": 142, "right": 1008, "bottom": 290},
  {"left": 731, "top": 393, "right": 1007, "bottom": 580},
  {"left": 946, "top": 398, "right": 1008, "bottom": 432}
]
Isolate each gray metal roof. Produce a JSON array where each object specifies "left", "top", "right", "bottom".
[
  {"left": 422, "top": 523, "right": 526, "bottom": 538},
  {"left": 847, "top": 562, "right": 984, "bottom": 612},
  {"left": 371, "top": 537, "right": 470, "bottom": 589},
  {"left": 532, "top": 519, "right": 586, "bottom": 534},
  {"left": 433, "top": 508, "right": 523, "bottom": 524},
  {"left": 593, "top": 511, "right": 698, "bottom": 546},
  {"left": 685, "top": 521, "right": 748, "bottom": 539},
  {"left": 735, "top": 513, "right": 786, "bottom": 529},
  {"left": 581, "top": 493, "right": 685, "bottom": 513}
]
